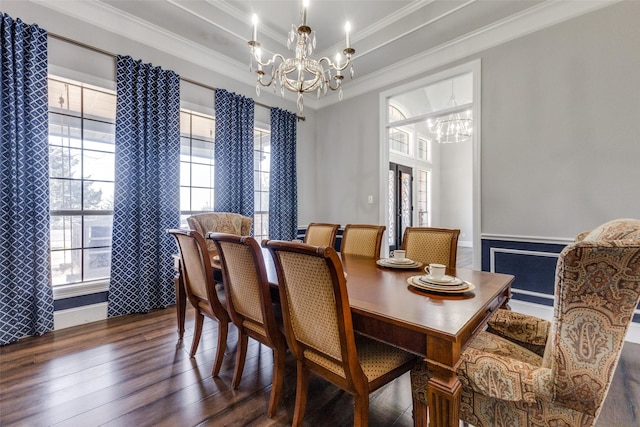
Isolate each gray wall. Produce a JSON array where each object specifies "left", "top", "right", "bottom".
[
  {"left": 313, "top": 1, "right": 640, "bottom": 239},
  {"left": 313, "top": 91, "right": 381, "bottom": 224}
]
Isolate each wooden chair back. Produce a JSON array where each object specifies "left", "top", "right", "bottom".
[
  {"left": 401, "top": 226, "right": 460, "bottom": 267},
  {"left": 304, "top": 223, "right": 340, "bottom": 247},
  {"left": 207, "top": 232, "right": 286, "bottom": 417},
  {"left": 340, "top": 224, "right": 386, "bottom": 259},
  {"left": 264, "top": 239, "right": 416, "bottom": 426},
  {"left": 167, "top": 229, "right": 230, "bottom": 376}
]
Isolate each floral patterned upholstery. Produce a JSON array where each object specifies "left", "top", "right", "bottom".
[
  {"left": 411, "top": 218, "right": 640, "bottom": 427},
  {"left": 401, "top": 227, "right": 460, "bottom": 267},
  {"left": 187, "top": 212, "right": 252, "bottom": 255}
]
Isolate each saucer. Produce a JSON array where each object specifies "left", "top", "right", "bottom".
[
  {"left": 376, "top": 259, "right": 423, "bottom": 269},
  {"left": 420, "top": 274, "right": 460, "bottom": 285},
  {"left": 407, "top": 276, "right": 475, "bottom": 294},
  {"left": 387, "top": 258, "right": 415, "bottom": 265}
]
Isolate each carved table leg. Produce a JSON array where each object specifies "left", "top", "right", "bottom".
[
  {"left": 426, "top": 365, "right": 462, "bottom": 427},
  {"left": 412, "top": 394, "right": 429, "bottom": 427}
]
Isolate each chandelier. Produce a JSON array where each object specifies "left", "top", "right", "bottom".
[
  {"left": 427, "top": 80, "right": 473, "bottom": 144},
  {"left": 248, "top": 0, "right": 355, "bottom": 112}
]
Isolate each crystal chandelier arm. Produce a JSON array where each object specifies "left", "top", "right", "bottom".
[
  {"left": 252, "top": 50, "right": 285, "bottom": 68},
  {"left": 315, "top": 56, "right": 342, "bottom": 91}
]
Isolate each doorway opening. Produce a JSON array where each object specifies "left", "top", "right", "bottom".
[{"left": 379, "top": 61, "right": 481, "bottom": 268}]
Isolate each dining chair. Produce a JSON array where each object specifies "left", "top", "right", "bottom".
[
  {"left": 186, "top": 212, "right": 252, "bottom": 256},
  {"left": 401, "top": 226, "right": 460, "bottom": 267},
  {"left": 410, "top": 218, "right": 640, "bottom": 427},
  {"left": 207, "top": 232, "right": 287, "bottom": 418},
  {"left": 303, "top": 223, "right": 340, "bottom": 247},
  {"left": 167, "top": 229, "right": 231, "bottom": 377},
  {"left": 263, "top": 240, "right": 417, "bottom": 427},
  {"left": 340, "top": 224, "right": 386, "bottom": 259}
]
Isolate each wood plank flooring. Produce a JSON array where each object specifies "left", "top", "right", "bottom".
[{"left": 1, "top": 306, "right": 638, "bottom": 426}]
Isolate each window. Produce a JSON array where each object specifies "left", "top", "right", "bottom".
[
  {"left": 179, "top": 109, "right": 271, "bottom": 239},
  {"left": 416, "top": 169, "right": 431, "bottom": 226},
  {"left": 48, "top": 77, "right": 116, "bottom": 287},
  {"left": 253, "top": 128, "right": 271, "bottom": 241},
  {"left": 389, "top": 128, "right": 410, "bottom": 155},
  {"left": 179, "top": 110, "right": 215, "bottom": 226},
  {"left": 417, "top": 137, "right": 431, "bottom": 162},
  {"left": 388, "top": 105, "right": 410, "bottom": 156}
]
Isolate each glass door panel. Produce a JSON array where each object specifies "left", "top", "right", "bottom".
[{"left": 389, "top": 163, "right": 413, "bottom": 251}]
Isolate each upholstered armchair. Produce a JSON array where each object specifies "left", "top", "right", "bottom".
[
  {"left": 411, "top": 218, "right": 640, "bottom": 427},
  {"left": 186, "top": 212, "right": 252, "bottom": 256}
]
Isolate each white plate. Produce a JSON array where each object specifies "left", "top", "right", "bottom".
[
  {"left": 376, "top": 259, "right": 423, "bottom": 269},
  {"left": 407, "top": 276, "right": 475, "bottom": 294},
  {"left": 212, "top": 255, "right": 220, "bottom": 262},
  {"left": 386, "top": 258, "right": 415, "bottom": 265},
  {"left": 419, "top": 275, "right": 462, "bottom": 286}
]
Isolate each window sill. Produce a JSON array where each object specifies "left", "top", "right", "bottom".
[{"left": 53, "top": 280, "right": 109, "bottom": 300}]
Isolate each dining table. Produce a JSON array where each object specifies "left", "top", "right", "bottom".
[{"left": 173, "top": 249, "right": 513, "bottom": 427}]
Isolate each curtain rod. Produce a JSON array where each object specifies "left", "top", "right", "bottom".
[{"left": 48, "top": 32, "right": 305, "bottom": 121}]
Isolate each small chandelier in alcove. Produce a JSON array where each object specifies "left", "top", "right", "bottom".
[{"left": 427, "top": 80, "right": 472, "bottom": 144}]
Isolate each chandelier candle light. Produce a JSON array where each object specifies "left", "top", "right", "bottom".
[{"left": 248, "top": 0, "right": 355, "bottom": 112}]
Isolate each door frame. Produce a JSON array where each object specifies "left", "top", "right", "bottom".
[{"left": 378, "top": 60, "right": 481, "bottom": 267}]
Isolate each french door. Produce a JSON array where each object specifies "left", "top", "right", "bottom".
[{"left": 388, "top": 163, "right": 413, "bottom": 251}]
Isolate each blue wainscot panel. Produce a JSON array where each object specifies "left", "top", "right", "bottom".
[{"left": 481, "top": 239, "right": 567, "bottom": 307}]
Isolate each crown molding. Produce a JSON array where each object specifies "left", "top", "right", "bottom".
[
  {"left": 32, "top": 0, "right": 619, "bottom": 112},
  {"left": 32, "top": 0, "right": 259, "bottom": 89},
  {"left": 314, "top": 0, "right": 620, "bottom": 110}
]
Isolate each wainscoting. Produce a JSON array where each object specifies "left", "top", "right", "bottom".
[{"left": 482, "top": 234, "right": 640, "bottom": 343}]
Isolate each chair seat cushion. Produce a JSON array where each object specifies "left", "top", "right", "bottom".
[
  {"left": 487, "top": 309, "right": 550, "bottom": 348},
  {"left": 458, "top": 331, "right": 553, "bottom": 403},
  {"left": 304, "top": 333, "right": 416, "bottom": 382}
]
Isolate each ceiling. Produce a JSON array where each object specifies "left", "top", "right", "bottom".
[{"left": 34, "top": 0, "right": 616, "bottom": 110}]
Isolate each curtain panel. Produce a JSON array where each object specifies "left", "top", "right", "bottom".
[
  {"left": 268, "top": 108, "right": 297, "bottom": 240},
  {"left": 213, "top": 89, "right": 255, "bottom": 228},
  {"left": 0, "top": 14, "right": 53, "bottom": 345},
  {"left": 108, "top": 55, "right": 181, "bottom": 317}
]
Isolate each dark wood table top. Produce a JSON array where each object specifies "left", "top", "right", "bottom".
[{"left": 214, "top": 249, "right": 513, "bottom": 357}]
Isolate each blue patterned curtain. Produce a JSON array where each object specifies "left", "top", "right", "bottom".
[
  {"left": 0, "top": 14, "right": 53, "bottom": 345},
  {"left": 214, "top": 89, "right": 255, "bottom": 226},
  {"left": 108, "top": 55, "right": 181, "bottom": 317},
  {"left": 268, "top": 108, "right": 297, "bottom": 240}
]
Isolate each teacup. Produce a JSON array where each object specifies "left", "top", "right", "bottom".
[
  {"left": 425, "top": 263, "right": 446, "bottom": 280},
  {"left": 392, "top": 249, "right": 406, "bottom": 260}
]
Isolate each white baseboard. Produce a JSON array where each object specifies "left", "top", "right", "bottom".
[
  {"left": 54, "top": 302, "right": 108, "bottom": 330},
  {"left": 510, "top": 300, "right": 640, "bottom": 344}
]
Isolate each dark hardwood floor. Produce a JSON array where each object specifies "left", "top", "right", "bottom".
[{"left": 1, "top": 305, "right": 638, "bottom": 426}]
